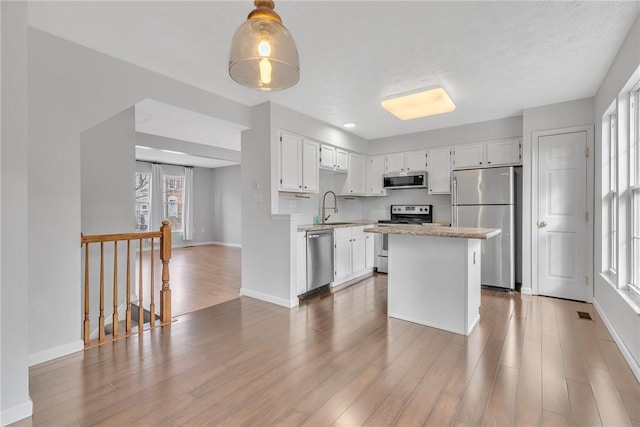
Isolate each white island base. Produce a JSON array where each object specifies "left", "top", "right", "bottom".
[{"left": 387, "top": 234, "right": 481, "bottom": 335}]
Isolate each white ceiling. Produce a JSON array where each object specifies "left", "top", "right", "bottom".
[{"left": 28, "top": 1, "right": 640, "bottom": 142}]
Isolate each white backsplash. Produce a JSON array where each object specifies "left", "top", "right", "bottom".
[{"left": 361, "top": 189, "right": 452, "bottom": 223}]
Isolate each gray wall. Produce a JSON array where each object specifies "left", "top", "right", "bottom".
[
  {"left": 211, "top": 165, "right": 242, "bottom": 246},
  {"left": 26, "top": 27, "right": 250, "bottom": 370},
  {"left": 1, "top": 2, "right": 31, "bottom": 423}
]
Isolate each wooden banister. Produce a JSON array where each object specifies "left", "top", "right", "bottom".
[{"left": 81, "top": 221, "right": 172, "bottom": 348}]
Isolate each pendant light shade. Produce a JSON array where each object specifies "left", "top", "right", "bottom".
[{"left": 229, "top": 1, "right": 300, "bottom": 91}]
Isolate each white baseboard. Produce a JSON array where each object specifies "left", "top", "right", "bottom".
[
  {"left": 209, "top": 241, "right": 241, "bottom": 248},
  {"left": 28, "top": 340, "right": 84, "bottom": 367},
  {"left": 593, "top": 299, "right": 640, "bottom": 383},
  {"left": 520, "top": 286, "right": 533, "bottom": 295},
  {"left": 240, "top": 288, "right": 297, "bottom": 308},
  {"left": 173, "top": 241, "right": 241, "bottom": 249},
  {"left": 2, "top": 398, "right": 33, "bottom": 426}
]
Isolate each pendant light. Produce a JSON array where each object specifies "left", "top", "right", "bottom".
[{"left": 229, "top": 1, "right": 300, "bottom": 91}]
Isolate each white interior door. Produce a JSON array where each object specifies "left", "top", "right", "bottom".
[{"left": 537, "top": 131, "right": 587, "bottom": 301}]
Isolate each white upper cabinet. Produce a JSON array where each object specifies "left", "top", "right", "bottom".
[
  {"left": 485, "top": 138, "right": 521, "bottom": 166},
  {"left": 279, "top": 131, "right": 319, "bottom": 193},
  {"left": 302, "top": 139, "right": 320, "bottom": 193},
  {"left": 385, "top": 150, "right": 427, "bottom": 173},
  {"left": 320, "top": 144, "right": 336, "bottom": 169},
  {"left": 344, "top": 153, "right": 366, "bottom": 195},
  {"left": 405, "top": 150, "right": 427, "bottom": 172},
  {"left": 453, "top": 138, "right": 521, "bottom": 169},
  {"left": 336, "top": 149, "right": 349, "bottom": 170},
  {"left": 385, "top": 152, "right": 406, "bottom": 173},
  {"left": 452, "top": 143, "right": 484, "bottom": 169},
  {"left": 320, "top": 144, "right": 349, "bottom": 172},
  {"left": 367, "top": 155, "right": 387, "bottom": 196},
  {"left": 279, "top": 131, "right": 302, "bottom": 191},
  {"left": 427, "top": 147, "right": 452, "bottom": 194}
]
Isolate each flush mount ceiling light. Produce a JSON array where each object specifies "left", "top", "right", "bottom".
[
  {"left": 229, "top": 0, "right": 300, "bottom": 91},
  {"left": 381, "top": 87, "right": 456, "bottom": 120}
]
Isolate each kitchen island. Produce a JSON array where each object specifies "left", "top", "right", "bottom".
[{"left": 364, "top": 225, "right": 500, "bottom": 335}]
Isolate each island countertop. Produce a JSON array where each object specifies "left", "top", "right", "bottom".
[
  {"left": 364, "top": 224, "right": 501, "bottom": 240},
  {"left": 297, "top": 220, "right": 377, "bottom": 232}
]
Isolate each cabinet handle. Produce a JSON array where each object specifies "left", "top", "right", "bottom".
[
  {"left": 487, "top": 161, "right": 491, "bottom": 165},
  {"left": 479, "top": 162, "right": 483, "bottom": 165}
]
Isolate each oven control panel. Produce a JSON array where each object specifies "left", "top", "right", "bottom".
[{"left": 390, "top": 205, "right": 431, "bottom": 214}]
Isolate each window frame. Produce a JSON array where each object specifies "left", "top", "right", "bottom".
[
  {"left": 630, "top": 87, "right": 640, "bottom": 291},
  {"left": 162, "top": 174, "right": 184, "bottom": 233},
  {"left": 135, "top": 172, "right": 152, "bottom": 232},
  {"left": 608, "top": 111, "right": 618, "bottom": 276}
]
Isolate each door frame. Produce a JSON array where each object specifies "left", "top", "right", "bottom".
[{"left": 530, "top": 125, "right": 594, "bottom": 301}]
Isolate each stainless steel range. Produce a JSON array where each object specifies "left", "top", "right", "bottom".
[{"left": 376, "top": 204, "right": 433, "bottom": 273}]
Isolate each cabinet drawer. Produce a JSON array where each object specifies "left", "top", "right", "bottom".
[{"left": 334, "top": 227, "right": 352, "bottom": 240}]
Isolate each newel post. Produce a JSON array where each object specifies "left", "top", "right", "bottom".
[{"left": 160, "top": 220, "right": 172, "bottom": 323}]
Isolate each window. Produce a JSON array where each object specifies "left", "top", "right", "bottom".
[
  {"left": 607, "top": 111, "right": 618, "bottom": 275},
  {"left": 631, "top": 88, "right": 640, "bottom": 291},
  {"left": 135, "top": 172, "right": 151, "bottom": 231},
  {"left": 163, "top": 175, "right": 184, "bottom": 232}
]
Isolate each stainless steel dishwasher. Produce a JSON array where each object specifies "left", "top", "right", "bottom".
[{"left": 306, "top": 229, "right": 334, "bottom": 293}]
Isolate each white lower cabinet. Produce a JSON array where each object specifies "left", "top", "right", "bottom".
[
  {"left": 365, "top": 232, "right": 375, "bottom": 270},
  {"left": 333, "top": 226, "right": 374, "bottom": 286},
  {"left": 296, "top": 231, "right": 307, "bottom": 295}
]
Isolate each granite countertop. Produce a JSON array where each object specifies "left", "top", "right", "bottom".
[
  {"left": 297, "top": 220, "right": 377, "bottom": 232},
  {"left": 363, "top": 224, "right": 501, "bottom": 239}
]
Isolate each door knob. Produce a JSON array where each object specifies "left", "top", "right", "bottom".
[{"left": 537, "top": 220, "right": 548, "bottom": 228}]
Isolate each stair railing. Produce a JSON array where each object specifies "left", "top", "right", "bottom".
[{"left": 81, "top": 220, "right": 172, "bottom": 348}]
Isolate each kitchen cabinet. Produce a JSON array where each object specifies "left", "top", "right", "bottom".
[
  {"left": 333, "top": 225, "right": 374, "bottom": 286},
  {"left": 337, "top": 153, "right": 366, "bottom": 196},
  {"left": 365, "top": 232, "right": 375, "bottom": 270},
  {"left": 367, "top": 155, "right": 387, "bottom": 196},
  {"left": 452, "top": 138, "right": 521, "bottom": 169},
  {"left": 427, "top": 147, "right": 452, "bottom": 194},
  {"left": 296, "top": 232, "right": 307, "bottom": 295},
  {"left": 279, "top": 131, "right": 319, "bottom": 193},
  {"left": 405, "top": 150, "right": 427, "bottom": 171},
  {"left": 320, "top": 144, "right": 348, "bottom": 172},
  {"left": 485, "top": 138, "right": 521, "bottom": 166},
  {"left": 385, "top": 150, "right": 427, "bottom": 173}
]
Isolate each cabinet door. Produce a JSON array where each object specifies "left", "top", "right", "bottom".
[
  {"left": 453, "top": 143, "right": 484, "bottom": 169},
  {"left": 280, "top": 132, "right": 302, "bottom": 191},
  {"left": 334, "top": 237, "right": 351, "bottom": 281},
  {"left": 365, "top": 233, "right": 375, "bottom": 270},
  {"left": 385, "top": 152, "right": 405, "bottom": 173},
  {"left": 348, "top": 153, "right": 366, "bottom": 195},
  {"left": 296, "top": 232, "right": 307, "bottom": 295},
  {"left": 302, "top": 139, "right": 319, "bottom": 192},
  {"left": 405, "top": 150, "right": 427, "bottom": 171},
  {"left": 427, "top": 147, "right": 452, "bottom": 194},
  {"left": 351, "top": 234, "right": 366, "bottom": 275},
  {"left": 320, "top": 144, "right": 336, "bottom": 169},
  {"left": 486, "top": 138, "right": 521, "bottom": 166},
  {"left": 368, "top": 155, "right": 386, "bottom": 196},
  {"left": 335, "top": 149, "right": 349, "bottom": 171}
]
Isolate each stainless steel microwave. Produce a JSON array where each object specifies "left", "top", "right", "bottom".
[{"left": 383, "top": 171, "right": 428, "bottom": 189}]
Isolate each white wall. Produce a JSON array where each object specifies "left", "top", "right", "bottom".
[
  {"left": 368, "top": 116, "right": 523, "bottom": 154},
  {"left": 210, "top": 165, "right": 242, "bottom": 246},
  {"left": 1, "top": 2, "right": 32, "bottom": 424},
  {"left": 26, "top": 28, "right": 250, "bottom": 368},
  {"left": 241, "top": 103, "right": 297, "bottom": 307},
  {"left": 593, "top": 12, "right": 640, "bottom": 381}
]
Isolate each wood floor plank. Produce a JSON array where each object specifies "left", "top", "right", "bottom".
[{"left": 16, "top": 248, "right": 640, "bottom": 427}]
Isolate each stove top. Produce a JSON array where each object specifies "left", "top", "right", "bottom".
[{"left": 378, "top": 204, "right": 433, "bottom": 225}]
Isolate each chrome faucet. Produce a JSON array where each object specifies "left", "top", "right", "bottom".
[{"left": 322, "top": 191, "right": 338, "bottom": 224}]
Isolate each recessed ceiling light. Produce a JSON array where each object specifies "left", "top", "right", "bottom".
[
  {"left": 343, "top": 122, "right": 356, "bottom": 128},
  {"left": 381, "top": 87, "right": 456, "bottom": 120}
]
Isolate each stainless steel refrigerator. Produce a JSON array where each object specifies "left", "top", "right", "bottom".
[{"left": 452, "top": 166, "right": 515, "bottom": 290}]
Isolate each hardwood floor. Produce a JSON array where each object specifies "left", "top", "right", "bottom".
[
  {"left": 16, "top": 274, "right": 640, "bottom": 426},
  {"left": 143, "top": 244, "right": 241, "bottom": 317}
]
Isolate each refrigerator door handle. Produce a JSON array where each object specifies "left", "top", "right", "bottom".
[{"left": 452, "top": 176, "right": 458, "bottom": 226}]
